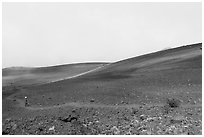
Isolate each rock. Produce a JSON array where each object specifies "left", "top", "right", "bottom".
[
  {"left": 90, "top": 99, "right": 95, "bottom": 102},
  {"left": 132, "top": 109, "right": 139, "bottom": 115},
  {"left": 38, "top": 127, "right": 44, "bottom": 132},
  {"left": 72, "top": 109, "right": 76, "bottom": 113},
  {"left": 170, "top": 115, "right": 185, "bottom": 124},
  {"left": 139, "top": 115, "right": 146, "bottom": 121},
  {"left": 2, "top": 130, "right": 9, "bottom": 135},
  {"left": 110, "top": 126, "right": 120, "bottom": 135},
  {"left": 11, "top": 122, "right": 17, "bottom": 130},
  {"left": 49, "top": 126, "right": 55, "bottom": 131},
  {"left": 5, "top": 118, "right": 11, "bottom": 122},
  {"left": 58, "top": 115, "right": 78, "bottom": 123}
]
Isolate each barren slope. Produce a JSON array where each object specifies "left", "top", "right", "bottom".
[
  {"left": 2, "top": 43, "right": 202, "bottom": 135},
  {"left": 2, "top": 63, "right": 108, "bottom": 87},
  {"left": 10, "top": 43, "right": 201, "bottom": 107}
]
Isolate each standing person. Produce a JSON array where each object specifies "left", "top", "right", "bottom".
[{"left": 25, "top": 96, "right": 28, "bottom": 107}]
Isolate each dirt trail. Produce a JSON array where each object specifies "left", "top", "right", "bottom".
[
  {"left": 7, "top": 95, "right": 201, "bottom": 111},
  {"left": 43, "top": 64, "right": 109, "bottom": 84},
  {"left": 6, "top": 95, "right": 151, "bottom": 110}
]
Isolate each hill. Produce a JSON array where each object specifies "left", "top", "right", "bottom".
[
  {"left": 2, "top": 62, "right": 108, "bottom": 87},
  {"left": 15, "top": 43, "right": 202, "bottom": 106},
  {"left": 2, "top": 43, "right": 202, "bottom": 135}
]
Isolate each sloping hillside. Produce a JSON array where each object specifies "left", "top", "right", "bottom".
[
  {"left": 2, "top": 63, "right": 108, "bottom": 87},
  {"left": 16, "top": 43, "right": 201, "bottom": 106},
  {"left": 78, "top": 43, "right": 201, "bottom": 80},
  {"left": 2, "top": 43, "right": 202, "bottom": 135}
]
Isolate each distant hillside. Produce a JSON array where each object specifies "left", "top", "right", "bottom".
[
  {"left": 2, "top": 62, "right": 109, "bottom": 86},
  {"left": 25, "top": 43, "right": 201, "bottom": 106},
  {"left": 75, "top": 43, "right": 202, "bottom": 80}
]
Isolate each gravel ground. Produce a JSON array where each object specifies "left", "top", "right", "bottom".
[{"left": 2, "top": 103, "right": 202, "bottom": 135}]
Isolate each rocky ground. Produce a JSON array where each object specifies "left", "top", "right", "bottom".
[{"left": 2, "top": 102, "right": 202, "bottom": 135}]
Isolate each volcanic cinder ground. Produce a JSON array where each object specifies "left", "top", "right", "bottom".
[{"left": 2, "top": 43, "right": 202, "bottom": 135}]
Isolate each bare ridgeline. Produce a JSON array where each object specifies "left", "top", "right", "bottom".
[{"left": 2, "top": 43, "right": 202, "bottom": 135}]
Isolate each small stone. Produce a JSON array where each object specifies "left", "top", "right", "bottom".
[
  {"left": 10, "top": 122, "right": 17, "bottom": 130},
  {"left": 49, "top": 126, "right": 55, "bottom": 131},
  {"left": 72, "top": 109, "right": 76, "bottom": 113},
  {"left": 111, "top": 126, "right": 120, "bottom": 135},
  {"left": 140, "top": 115, "right": 146, "bottom": 121},
  {"left": 90, "top": 99, "right": 95, "bottom": 102},
  {"left": 5, "top": 118, "right": 11, "bottom": 122}
]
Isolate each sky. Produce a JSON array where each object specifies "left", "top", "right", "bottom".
[{"left": 2, "top": 2, "right": 202, "bottom": 68}]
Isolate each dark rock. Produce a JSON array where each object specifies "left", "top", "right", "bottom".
[
  {"left": 38, "top": 127, "right": 44, "bottom": 132},
  {"left": 72, "top": 109, "right": 76, "bottom": 113},
  {"left": 170, "top": 119, "right": 183, "bottom": 124},
  {"left": 58, "top": 115, "right": 78, "bottom": 123},
  {"left": 2, "top": 130, "right": 9, "bottom": 135},
  {"left": 90, "top": 99, "right": 95, "bottom": 102},
  {"left": 139, "top": 115, "right": 146, "bottom": 121}
]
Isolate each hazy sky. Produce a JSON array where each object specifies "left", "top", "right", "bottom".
[{"left": 2, "top": 2, "right": 202, "bottom": 68}]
